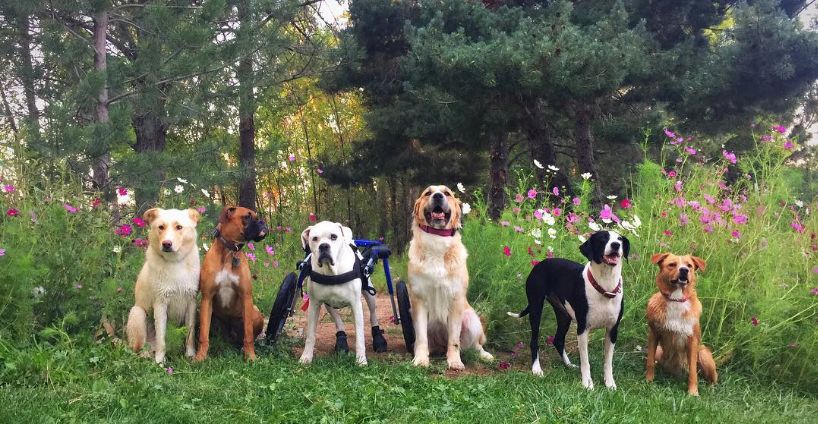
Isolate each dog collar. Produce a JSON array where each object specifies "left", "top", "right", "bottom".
[
  {"left": 586, "top": 268, "right": 621, "bottom": 299},
  {"left": 419, "top": 225, "right": 456, "bottom": 237},
  {"left": 661, "top": 292, "right": 689, "bottom": 302}
]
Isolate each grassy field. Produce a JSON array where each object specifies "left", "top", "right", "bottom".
[{"left": 2, "top": 335, "right": 816, "bottom": 424}]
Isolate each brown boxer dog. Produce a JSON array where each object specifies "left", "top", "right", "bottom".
[{"left": 194, "top": 206, "right": 268, "bottom": 362}]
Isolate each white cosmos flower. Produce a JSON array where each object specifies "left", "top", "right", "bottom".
[
  {"left": 534, "top": 160, "right": 544, "bottom": 169},
  {"left": 112, "top": 245, "right": 122, "bottom": 253},
  {"left": 581, "top": 172, "right": 592, "bottom": 180},
  {"left": 547, "top": 245, "right": 554, "bottom": 253},
  {"left": 795, "top": 199, "right": 804, "bottom": 208},
  {"left": 588, "top": 221, "right": 601, "bottom": 232},
  {"left": 457, "top": 182, "right": 466, "bottom": 193},
  {"left": 462, "top": 203, "right": 471, "bottom": 215},
  {"left": 547, "top": 228, "right": 557, "bottom": 239},
  {"left": 32, "top": 286, "right": 46, "bottom": 299},
  {"left": 578, "top": 235, "right": 587, "bottom": 243},
  {"left": 606, "top": 195, "right": 617, "bottom": 200},
  {"left": 177, "top": 177, "right": 188, "bottom": 184},
  {"left": 117, "top": 192, "right": 131, "bottom": 206},
  {"left": 530, "top": 228, "right": 542, "bottom": 239},
  {"left": 542, "top": 212, "right": 555, "bottom": 226},
  {"left": 547, "top": 165, "right": 559, "bottom": 172},
  {"left": 201, "top": 188, "right": 210, "bottom": 197},
  {"left": 534, "top": 239, "right": 542, "bottom": 245},
  {"left": 174, "top": 185, "right": 184, "bottom": 193},
  {"left": 622, "top": 220, "right": 635, "bottom": 231},
  {"left": 632, "top": 214, "right": 642, "bottom": 228},
  {"left": 163, "top": 188, "right": 171, "bottom": 196}
]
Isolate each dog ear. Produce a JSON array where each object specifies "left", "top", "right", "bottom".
[
  {"left": 621, "top": 235, "right": 630, "bottom": 260},
  {"left": 187, "top": 208, "right": 200, "bottom": 225},
  {"left": 143, "top": 208, "right": 160, "bottom": 224},
  {"left": 450, "top": 198, "right": 463, "bottom": 229},
  {"left": 691, "top": 256, "right": 706, "bottom": 272},
  {"left": 300, "top": 226, "right": 312, "bottom": 250},
  {"left": 651, "top": 253, "right": 670, "bottom": 266},
  {"left": 339, "top": 224, "right": 354, "bottom": 241},
  {"left": 413, "top": 195, "right": 424, "bottom": 225},
  {"left": 579, "top": 236, "right": 594, "bottom": 262},
  {"left": 219, "top": 206, "right": 237, "bottom": 224}
]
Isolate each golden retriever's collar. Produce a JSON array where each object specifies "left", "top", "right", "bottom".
[
  {"left": 419, "top": 225, "right": 456, "bottom": 237},
  {"left": 586, "top": 268, "right": 621, "bottom": 298},
  {"left": 661, "top": 291, "right": 689, "bottom": 302}
]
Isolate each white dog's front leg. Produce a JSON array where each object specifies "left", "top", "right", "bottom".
[
  {"left": 578, "top": 330, "right": 593, "bottom": 390},
  {"left": 153, "top": 302, "right": 168, "bottom": 364},
  {"left": 603, "top": 329, "right": 616, "bottom": 390},
  {"left": 351, "top": 295, "right": 367, "bottom": 366},
  {"left": 412, "top": 300, "right": 430, "bottom": 367},
  {"left": 184, "top": 299, "right": 196, "bottom": 358},
  {"left": 446, "top": 304, "right": 465, "bottom": 370},
  {"left": 300, "top": 299, "right": 321, "bottom": 365}
]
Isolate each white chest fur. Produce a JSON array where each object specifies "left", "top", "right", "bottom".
[
  {"left": 581, "top": 264, "right": 623, "bottom": 331},
  {"left": 408, "top": 233, "right": 465, "bottom": 324},
  {"left": 214, "top": 268, "right": 240, "bottom": 309},
  {"left": 662, "top": 290, "right": 695, "bottom": 336}
]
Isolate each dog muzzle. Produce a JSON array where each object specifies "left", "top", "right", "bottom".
[
  {"left": 245, "top": 219, "right": 268, "bottom": 242},
  {"left": 317, "top": 250, "right": 335, "bottom": 267}
]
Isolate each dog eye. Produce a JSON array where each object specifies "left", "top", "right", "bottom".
[
  {"left": 668, "top": 263, "right": 677, "bottom": 268},
  {"left": 158, "top": 225, "right": 165, "bottom": 230},
  {"left": 330, "top": 234, "right": 338, "bottom": 241},
  {"left": 176, "top": 225, "right": 183, "bottom": 231},
  {"left": 312, "top": 236, "right": 318, "bottom": 242},
  {"left": 444, "top": 191, "right": 451, "bottom": 196},
  {"left": 685, "top": 263, "right": 692, "bottom": 268}
]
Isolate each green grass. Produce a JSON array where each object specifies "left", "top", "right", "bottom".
[{"left": 1, "top": 338, "right": 816, "bottom": 423}]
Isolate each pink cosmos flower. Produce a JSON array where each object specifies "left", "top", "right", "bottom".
[
  {"left": 246, "top": 252, "right": 257, "bottom": 262},
  {"left": 751, "top": 316, "right": 759, "bottom": 326},
  {"left": 546, "top": 335, "right": 555, "bottom": 345},
  {"left": 308, "top": 212, "right": 316, "bottom": 223},
  {"left": 515, "top": 194, "right": 525, "bottom": 203},
  {"left": 500, "top": 220, "right": 510, "bottom": 227},
  {"left": 703, "top": 223, "right": 714, "bottom": 233},
  {"left": 196, "top": 207, "right": 206, "bottom": 214},
  {"left": 133, "top": 238, "right": 148, "bottom": 248},
  {"left": 663, "top": 128, "right": 676, "bottom": 139},
  {"left": 166, "top": 367, "right": 173, "bottom": 375},
  {"left": 132, "top": 217, "right": 146, "bottom": 228},
  {"left": 663, "top": 230, "right": 673, "bottom": 237},
  {"left": 599, "top": 204, "right": 614, "bottom": 222},
  {"left": 552, "top": 186, "right": 559, "bottom": 196},
  {"left": 0, "top": 247, "right": 6, "bottom": 256},
  {"left": 64, "top": 203, "right": 78, "bottom": 214},
  {"left": 733, "top": 214, "right": 748, "bottom": 225},
  {"left": 247, "top": 242, "right": 255, "bottom": 251},
  {"left": 566, "top": 213, "right": 579, "bottom": 224},
  {"left": 718, "top": 181, "right": 729, "bottom": 191},
  {"left": 672, "top": 197, "right": 686, "bottom": 208},
  {"left": 527, "top": 189, "right": 537, "bottom": 199},
  {"left": 722, "top": 150, "right": 737, "bottom": 164},
  {"left": 620, "top": 198, "right": 632, "bottom": 209},
  {"left": 813, "top": 266, "right": 818, "bottom": 274},
  {"left": 552, "top": 208, "right": 562, "bottom": 217},
  {"left": 684, "top": 146, "right": 697, "bottom": 155},
  {"left": 498, "top": 361, "right": 511, "bottom": 371},
  {"left": 572, "top": 197, "right": 581, "bottom": 206},
  {"left": 687, "top": 201, "right": 702, "bottom": 212},
  {"left": 6, "top": 208, "right": 19, "bottom": 217},
  {"left": 667, "top": 170, "right": 677, "bottom": 178},
  {"left": 316, "top": 167, "right": 324, "bottom": 175},
  {"left": 546, "top": 250, "right": 554, "bottom": 259},
  {"left": 810, "top": 287, "right": 818, "bottom": 296},
  {"left": 514, "top": 226, "right": 524, "bottom": 233},
  {"left": 266, "top": 245, "right": 274, "bottom": 255},
  {"left": 531, "top": 260, "right": 540, "bottom": 266},
  {"left": 791, "top": 219, "right": 805, "bottom": 233},
  {"left": 273, "top": 260, "right": 280, "bottom": 268},
  {"left": 719, "top": 198, "right": 733, "bottom": 213},
  {"left": 679, "top": 213, "right": 689, "bottom": 226},
  {"left": 772, "top": 125, "right": 787, "bottom": 134},
  {"left": 760, "top": 134, "right": 773, "bottom": 143},
  {"left": 1, "top": 184, "right": 15, "bottom": 193},
  {"left": 783, "top": 140, "right": 794, "bottom": 150},
  {"left": 117, "top": 187, "right": 127, "bottom": 196},
  {"left": 91, "top": 198, "right": 102, "bottom": 208},
  {"left": 703, "top": 194, "right": 716, "bottom": 205},
  {"left": 503, "top": 246, "right": 511, "bottom": 257},
  {"left": 674, "top": 181, "right": 683, "bottom": 192},
  {"left": 288, "top": 153, "right": 296, "bottom": 162},
  {"left": 512, "top": 207, "right": 521, "bottom": 214},
  {"left": 115, "top": 224, "right": 132, "bottom": 237},
  {"left": 731, "top": 230, "right": 741, "bottom": 240},
  {"left": 533, "top": 209, "right": 543, "bottom": 220}
]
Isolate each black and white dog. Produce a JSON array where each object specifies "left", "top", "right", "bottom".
[{"left": 508, "top": 230, "right": 629, "bottom": 390}]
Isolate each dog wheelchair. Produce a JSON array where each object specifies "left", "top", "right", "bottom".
[{"left": 265, "top": 239, "right": 416, "bottom": 354}]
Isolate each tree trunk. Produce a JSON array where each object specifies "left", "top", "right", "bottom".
[
  {"left": 488, "top": 133, "right": 509, "bottom": 220},
  {"left": 132, "top": 109, "right": 167, "bottom": 213},
  {"left": 0, "top": 84, "right": 18, "bottom": 135},
  {"left": 16, "top": 17, "right": 39, "bottom": 125},
  {"left": 573, "top": 101, "right": 603, "bottom": 200},
  {"left": 91, "top": 9, "right": 112, "bottom": 195},
  {"left": 525, "top": 102, "right": 572, "bottom": 196},
  {"left": 236, "top": 0, "right": 257, "bottom": 210}
]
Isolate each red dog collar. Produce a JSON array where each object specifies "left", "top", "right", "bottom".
[
  {"left": 661, "top": 292, "right": 689, "bottom": 302},
  {"left": 586, "top": 268, "right": 621, "bottom": 298},
  {"left": 419, "top": 225, "right": 456, "bottom": 237}
]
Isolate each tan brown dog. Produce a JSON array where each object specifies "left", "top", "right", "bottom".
[
  {"left": 194, "top": 206, "right": 268, "bottom": 362},
  {"left": 646, "top": 253, "right": 718, "bottom": 396}
]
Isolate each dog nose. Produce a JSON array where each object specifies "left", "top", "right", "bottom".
[
  {"left": 610, "top": 242, "right": 620, "bottom": 251},
  {"left": 161, "top": 240, "right": 172, "bottom": 249},
  {"left": 679, "top": 267, "right": 689, "bottom": 277},
  {"left": 433, "top": 192, "right": 443, "bottom": 200},
  {"left": 319, "top": 243, "right": 329, "bottom": 251}
]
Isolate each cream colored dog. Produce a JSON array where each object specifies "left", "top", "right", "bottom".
[
  {"left": 408, "top": 185, "right": 493, "bottom": 370},
  {"left": 126, "top": 208, "right": 200, "bottom": 364}
]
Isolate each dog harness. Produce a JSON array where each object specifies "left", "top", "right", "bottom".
[
  {"left": 419, "top": 225, "right": 456, "bottom": 237},
  {"left": 586, "top": 268, "right": 622, "bottom": 298},
  {"left": 308, "top": 245, "right": 376, "bottom": 296}
]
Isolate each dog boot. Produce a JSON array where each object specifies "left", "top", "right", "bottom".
[
  {"left": 372, "top": 326, "right": 387, "bottom": 353},
  {"left": 334, "top": 331, "right": 349, "bottom": 354}
]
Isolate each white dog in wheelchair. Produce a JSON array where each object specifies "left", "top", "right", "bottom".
[{"left": 299, "top": 221, "right": 370, "bottom": 366}]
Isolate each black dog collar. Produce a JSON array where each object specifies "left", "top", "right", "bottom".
[{"left": 309, "top": 255, "right": 376, "bottom": 296}]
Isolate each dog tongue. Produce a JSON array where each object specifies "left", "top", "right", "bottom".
[{"left": 431, "top": 212, "right": 445, "bottom": 220}]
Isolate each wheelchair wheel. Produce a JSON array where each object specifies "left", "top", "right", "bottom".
[
  {"left": 396, "top": 280, "right": 415, "bottom": 354},
  {"left": 265, "top": 272, "right": 298, "bottom": 344}
]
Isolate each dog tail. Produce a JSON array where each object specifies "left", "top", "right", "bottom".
[
  {"left": 126, "top": 306, "right": 147, "bottom": 352},
  {"left": 698, "top": 345, "right": 718, "bottom": 384},
  {"left": 507, "top": 305, "right": 530, "bottom": 319}
]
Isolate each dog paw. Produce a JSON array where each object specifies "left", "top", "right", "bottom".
[
  {"left": 154, "top": 352, "right": 166, "bottom": 364},
  {"left": 244, "top": 351, "right": 257, "bottom": 363},
  {"left": 193, "top": 352, "right": 207, "bottom": 363},
  {"left": 532, "top": 367, "right": 544, "bottom": 377},
  {"left": 447, "top": 358, "right": 465, "bottom": 371},
  {"left": 688, "top": 388, "right": 699, "bottom": 397},
  {"left": 185, "top": 347, "right": 196, "bottom": 358},
  {"left": 412, "top": 355, "right": 430, "bottom": 368},
  {"left": 356, "top": 356, "right": 368, "bottom": 367},
  {"left": 479, "top": 350, "right": 494, "bottom": 361},
  {"left": 646, "top": 372, "right": 654, "bottom": 383},
  {"left": 605, "top": 379, "right": 617, "bottom": 390},
  {"left": 299, "top": 354, "right": 313, "bottom": 365},
  {"left": 582, "top": 376, "right": 594, "bottom": 390}
]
